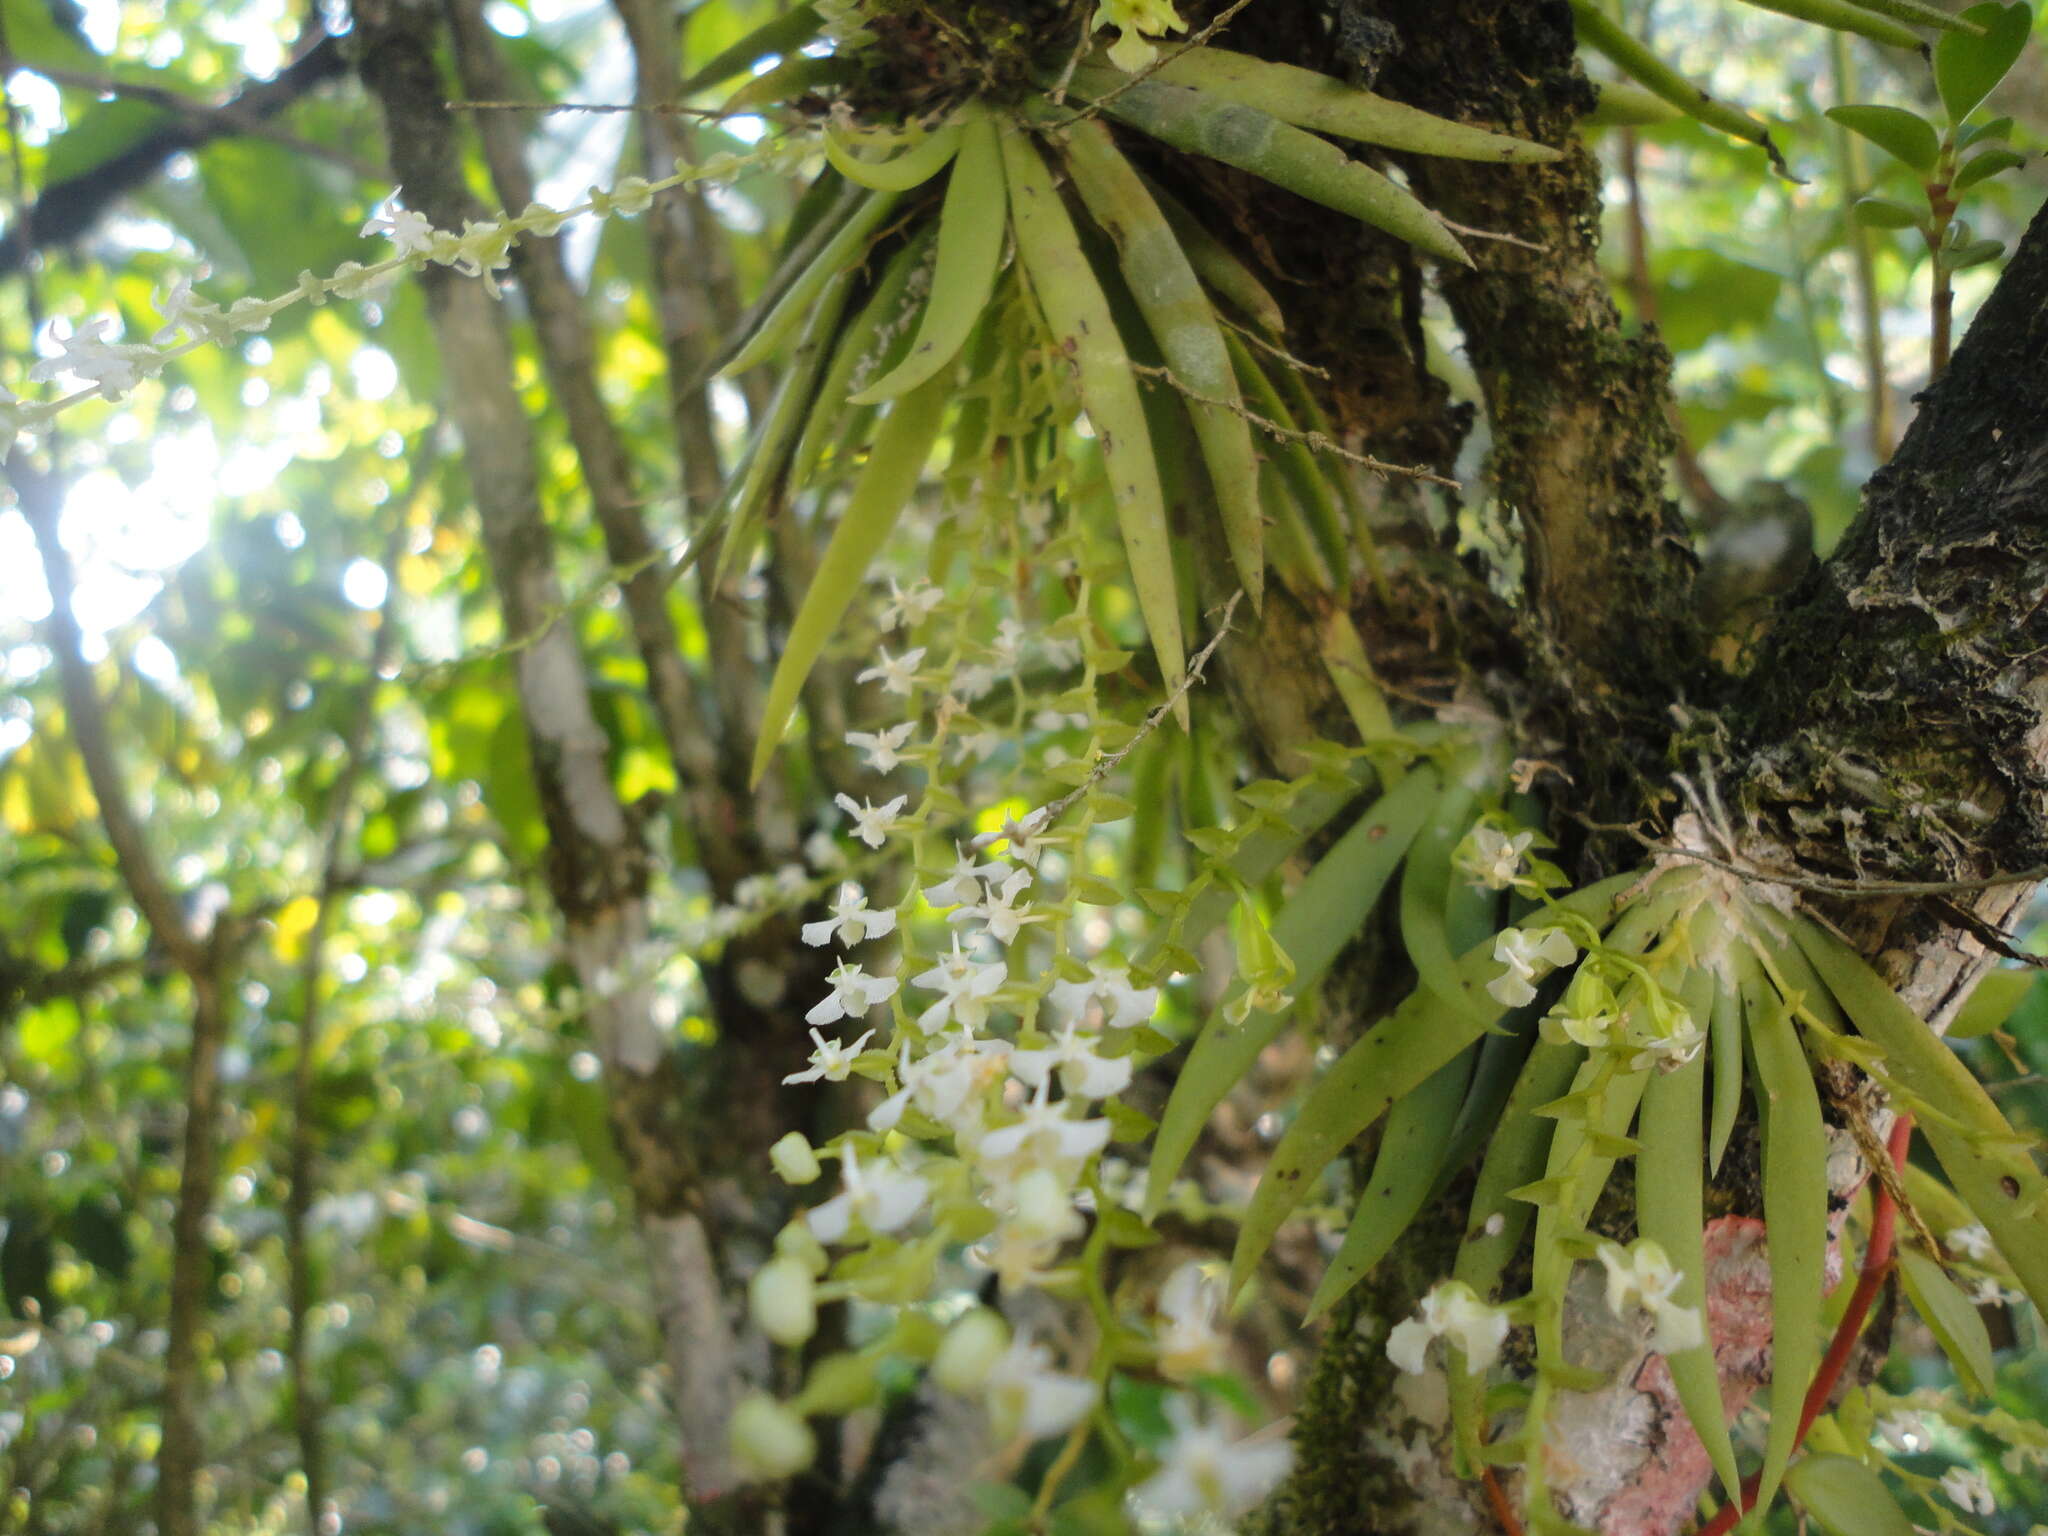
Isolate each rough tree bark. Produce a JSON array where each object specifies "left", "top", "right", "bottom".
[
  {"left": 1223, "top": 4, "right": 2048, "bottom": 1531},
  {"left": 331, "top": 0, "right": 2045, "bottom": 1530}
]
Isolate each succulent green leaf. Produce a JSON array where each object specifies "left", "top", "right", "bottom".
[
  {"left": 1079, "top": 73, "right": 1472, "bottom": 266},
  {"left": 1787, "top": 916, "right": 2048, "bottom": 1316},
  {"left": 1946, "top": 967, "right": 2033, "bottom": 1038},
  {"left": 1707, "top": 972, "right": 1744, "bottom": 1174},
  {"left": 1231, "top": 971, "right": 1497, "bottom": 1297},
  {"left": 1741, "top": 958, "right": 1827, "bottom": 1520},
  {"left": 1055, "top": 113, "right": 1265, "bottom": 610},
  {"left": 1825, "top": 105, "right": 1941, "bottom": 173},
  {"left": 1934, "top": 2, "right": 2033, "bottom": 124},
  {"left": 1896, "top": 1246, "right": 1996, "bottom": 1396},
  {"left": 1144, "top": 46, "right": 1562, "bottom": 163},
  {"left": 749, "top": 371, "right": 950, "bottom": 784},
  {"left": 1002, "top": 123, "right": 1187, "bottom": 714},
  {"left": 1736, "top": 0, "right": 1920, "bottom": 50},
  {"left": 1852, "top": 195, "right": 1923, "bottom": 228},
  {"left": 1570, "top": 0, "right": 1787, "bottom": 173},
  {"left": 678, "top": 3, "right": 823, "bottom": 96},
  {"left": 1785, "top": 1455, "right": 1917, "bottom": 1536},
  {"left": 1952, "top": 145, "right": 2029, "bottom": 191},
  {"left": 1637, "top": 969, "right": 1741, "bottom": 1504},
  {"left": 1958, "top": 114, "right": 2014, "bottom": 147},
  {"left": 1306, "top": 1044, "right": 1474, "bottom": 1321},
  {"left": 1144, "top": 765, "right": 1442, "bottom": 1217},
  {"left": 1398, "top": 756, "right": 1497, "bottom": 1031},
  {"left": 1947, "top": 238, "right": 2007, "bottom": 269}
]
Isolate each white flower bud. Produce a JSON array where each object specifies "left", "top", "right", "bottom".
[
  {"left": 771, "top": 1131, "right": 821, "bottom": 1185},
  {"left": 731, "top": 1393, "right": 815, "bottom": 1482},
  {"left": 774, "top": 1220, "right": 830, "bottom": 1276},
  {"left": 932, "top": 1307, "right": 1009, "bottom": 1394},
  {"left": 750, "top": 1257, "right": 817, "bottom": 1347}
]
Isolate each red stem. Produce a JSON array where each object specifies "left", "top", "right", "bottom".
[
  {"left": 1482, "top": 1467, "right": 1526, "bottom": 1536},
  {"left": 1694, "top": 1115, "right": 1915, "bottom": 1536}
]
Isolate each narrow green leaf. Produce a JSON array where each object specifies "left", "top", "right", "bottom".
[
  {"left": 1825, "top": 104, "right": 1941, "bottom": 173},
  {"left": 1707, "top": 971, "right": 1743, "bottom": 1174},
  {"left": 1737, "top": 0, "right": 1920, "bottom": 50},
  {"left": 1946, "top": 968, "right": 2033, "bottom": 1039},
  {"left": 784, "top": 228, "right": 931, "bottom": 498},
  {"left": 1741, "top": 953, "right": 1830, "bottom": 1518},
  {"left": 749, "top": 371, "right": 951, "bottom": 785},
  {"left": 1226, "top": 334, "right": 1349, "bottom": 581},
  {"left": 1895, "top": 1246, "right": 1996, "bottom": 1396},
  {"left": 1787, "top": 916, "right": 2048, "bottom": 1316},
  {"left": 1785, "top": 1454, "right": 1917, "bottom": 1536},
  {"left": 1305, "top": 1044, "right": 1474, "bottom": 1321},
  {"left": 679, "top": 4, "right": 823, "bottom": 96},
  {"left": 1584, "top": 81, "right": 1684, "bottom": 127},
  {"left": 1852, "top": 195, "right": 1923, "bottom": 228},
  {"left": 1947, "top": 237, "right": 2006, "bottom": 269},
  {"left": 1079, "top": 72, "right": 1472, "bottom": 266},
  {"left": 1398, "top": 755, "right": 1496, "bottom": 1031},
  {"left": 1144, "top": 765, "right": 1442, "bottom": 1216},
  {"left": 721, "top": 184, "right": 901, "bottom": 377},
  {"left": 1637, "top": 975, "right": 1741, "bottom": 1504},
  {"left": 1841, "top": 0, "right": 1987, "bottom": 32},
  {"left": 1958, "top": 114, "right": 2014, "bottom": 147},
  {"left": 1570, "top": 0, "right": 1787, "bottom": 173},
  {"left": 1230, "top": 978, "right": 1496, "bottom": 1297},
  {"left": 1934, "top": 2, "right": 2033, "bottom": 124},
  {"left": 1951, "top": 145, "right": 2028, "bottom": 192},
  {"left": 1002, "top": 123, "right": 1187, "bottom": 714},
  {"left": 1055, "top": 113, "right": 1264, "bottom": 611},
  {"left": 1140, "top": 174, "right": 1288, "bottom": 338},
  {"left": 1145, "top": 45, "right": 1562, "bottom": 163}
]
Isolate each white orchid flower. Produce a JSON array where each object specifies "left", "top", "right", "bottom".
[
  {"left": 804, "top": 1143, "right": 929, "bottom": 1244},
  {"left": 856, "top": 644, "right": 925, "bottom": 694},
  {"left": 845, "top": 721, "right": 916, "bottom": 772},
  {"left": 800, "top": 882, "right": 898, "bottom": 948},
  {"left": 952, "top": 867, "right": 1047, "bottom": 946},
  {"left": 1386, "top": 1280, "right": 1511, "bottom": 1376},
  {"left": 1007, "top": 1022, "right": 1133, "bottom": 1101},
  {"left": 983, "top": 1334, "right": 1097, "bottom": 1441},
  {"left": 976, "top": 1078, "right": 1111, "bottom": 1180},
  {"left": 805, "top": 961, "right": 898, "bottom": 1027},
  {"left": 1133, "top": 1398, "right": 1293, "bottom": 1520},
  {"left": 781, "top": 1027, "right": 875, "bottom": 1086},
  {"left": 1155, "top": 1263, "right": 1228, "bottom": 1381},
  {"left": 1488, "top": 926, "right": 1579, "bottom": 1008},
  {"left": 834, "top": 792, "right": 908, "bottom": 849},
  {"left": 910, "top": 933, "right": 1007, "bottom": 1034}
]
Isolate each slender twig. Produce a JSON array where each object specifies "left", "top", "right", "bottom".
[
  {"left": 1042, "top": 0, "right": 1259, "bottom": 129},
  {"left": 1574, "top": 811, "right": 2048, "bottom": 899},
  {"left": 1128, "top": 361, "right": 1460, "bottom": 488},
  {"left": 1034, "top": 591, "right": 1241, "bottom": 833}
]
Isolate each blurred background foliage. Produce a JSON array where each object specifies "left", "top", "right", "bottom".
[{"left": 0, "top": 0, "right": 2043, "bottom": 1532}]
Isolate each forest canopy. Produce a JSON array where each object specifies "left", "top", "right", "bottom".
[{"left": 2, "top": 1, "right": 2047, "bottom": 1535}]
